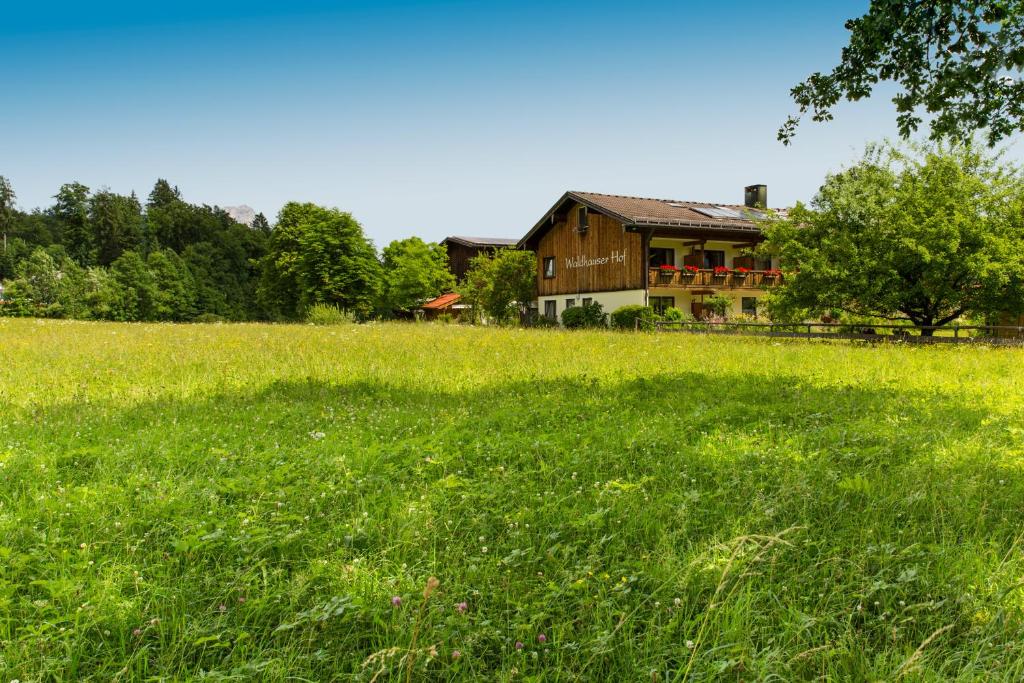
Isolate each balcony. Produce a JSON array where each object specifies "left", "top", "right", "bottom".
[{"left": 648, "top": 267, "right": 782, "bottom": 290}]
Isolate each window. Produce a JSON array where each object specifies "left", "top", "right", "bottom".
[
  {"left": 650, "top": 296, "right": 674, "bottom": 315},
  {"left": 754, "top": 256, "right": 772, "bottom": 271},
  {"left": 702, "top": 250, "right": 725, "bottom": 269},
  {"left": 565, "top": 298, "right": 576, "bottom": 309},
  {"left": 544, "top": 300, "right": 557, "bottom": 319},
  {"left": 582, "top": 297, "right": 593, "bottom": 306},
  {"left": 543, "top": 256, "right": 555, "bottom": 279},
  {"left": 649, "top": 247, "right": 675, "bottom": 267},
  {"left": 577, "top": 206, "right": 589, "bottom": 232},
  {"left": 742, "top": 297, "right": 758, "bottom": 316}
]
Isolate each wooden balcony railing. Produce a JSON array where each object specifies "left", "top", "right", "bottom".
[{"left": 648, "top": 267, "right": 783, "bottom": 290}]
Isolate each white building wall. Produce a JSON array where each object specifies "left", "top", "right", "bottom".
[{"left": 539, "top": 289, "right": 646, "bottom": 324}]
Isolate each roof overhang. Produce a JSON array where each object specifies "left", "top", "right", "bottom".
[
  {"left": 442, "top": 236, "right": 518, "bottom": 249},
  {"left": 518, "top": 191, "right": 632, "bottom": 250},
  {"left": 519, "top": 191, "right": 767, "bottom": 250}
]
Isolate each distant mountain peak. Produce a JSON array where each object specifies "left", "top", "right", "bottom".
[{"left": 224, "top": 204, "right": 256, "bottom": 226}]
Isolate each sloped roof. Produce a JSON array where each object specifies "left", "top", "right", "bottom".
[
  {"left": 421, "top": 292, "right": 461, "bottom": 310},
  {"left": 519, "top": 191, "right": 780, "bottom": 248},
  {"left": 442, "top": 236, "right": 518, "bottom": 248},
  {"left": 573, "top": 192, "right": 773, "bottom": 227}
]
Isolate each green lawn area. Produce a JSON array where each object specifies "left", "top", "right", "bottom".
[{"left": 2, "top": 319, "right": 1023, "bottom": 680}]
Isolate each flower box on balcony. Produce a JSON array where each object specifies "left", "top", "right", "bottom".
[
  {"left": 657, "top": 264, "right": 679, "bottom": 282},
  {"left": 681, "top": 265, "right": 699, "bottom": 278},
  {"left": 712, "top": 266, "right": 730, "bottom": 279},
  {"left": 733, "top": 267, "right": 750, "bottom": 280}
]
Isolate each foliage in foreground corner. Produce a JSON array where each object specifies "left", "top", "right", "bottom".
[{"left": 780, "top": 1, "right": 1024, "bottom": 146}]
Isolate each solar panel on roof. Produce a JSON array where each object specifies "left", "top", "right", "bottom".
[
  {"left": 691, "top": 206, "right": 767, "bottom": 220},
  {"left": 693, "top": 206, "right": 743, "bottom": 219}
]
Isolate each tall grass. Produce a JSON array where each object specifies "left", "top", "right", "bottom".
[{"left": 1, "top": 318, "right": 1023, "bottom": 679}]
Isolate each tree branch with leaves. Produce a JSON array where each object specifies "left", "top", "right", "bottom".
[{"left": 781, "top": 1, "right": 1024, "bottom": 145}]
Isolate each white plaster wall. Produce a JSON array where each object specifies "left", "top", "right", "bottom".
[{"left": 539, "top": 289, "right": 646, "bottom": 324}]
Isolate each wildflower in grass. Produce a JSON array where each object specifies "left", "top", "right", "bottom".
[
  {"left": 132, "top": 628, "right": 142, "bottom": 636},
  {"left": 456, "top": 601, "right": 468, "bottom": 613},
  {"left": 238, "top": 597, "right": 246, "bottom": 603},
  {"left": 515, "top": 641, "right": 524, "bottom": 650},
  {"left": 673, "top": 598, "right": 682, "bottom": 607},
  {"left": 218, "top": 604, "right": 227, "bottom": 613},
  {"left": 538, "top": 633, "right": 547, "bottom": 643},
  {"left": 685, "top": 640, "right": 695, "bottom": 649},
  {"left": 451, "top": 650, "right": 461, "bottom": 660},
  {"left": 391, "top": 595, "right": 402, "bottom": 607}
]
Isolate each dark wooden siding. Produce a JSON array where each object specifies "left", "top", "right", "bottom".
[
  {"left": 536, "top": 205, "right": 644, "bottom": 296},
  {"left": 446, "top": 242, "right": 496, "bottom": 282}
]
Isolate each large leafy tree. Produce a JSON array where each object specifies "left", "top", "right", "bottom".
[
  {"left": 764, "top": 142, "right": 1024, "bottom": 334},
  {"left": 378, "top": 237, "right": 455, "bottom": 314},
  {"left": 780, "top": 1, "right": 1024, "bottom": 145},
  {"left": 260, "top": 203, "right": 382, "bottom": 318},
  {"left": 147, "top": 249, "right": 197, "bottom": 321},
  {"left": 459, "top": 248, "right": 536, "bottom": 324},
  {"left": 111, "top": 250, "right": 157, "bottom": 321}
]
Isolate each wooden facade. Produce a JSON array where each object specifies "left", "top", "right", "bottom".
[
  {"left": 535, "top": 205, "right": 644, "bottom": 296},
  {"left": 442, "top": 238, "right": 517, "bottom": 282}
]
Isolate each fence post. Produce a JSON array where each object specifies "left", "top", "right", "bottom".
[{"left": 954, "top": 324, "right": 959, "bottom": 339}]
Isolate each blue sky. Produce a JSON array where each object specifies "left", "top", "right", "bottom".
[{"left": 5, "top": 1, "right": 1016, "bottom": 245}]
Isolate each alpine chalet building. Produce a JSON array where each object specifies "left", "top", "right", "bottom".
[{"left": 518, "top": 185, "right": 781, "bottom": 320}]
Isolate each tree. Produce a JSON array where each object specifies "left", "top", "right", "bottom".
[
  {"left": 252, "top": 212, "right": 271, "bottom": 235},
  {"left": 0, "top": 176, "right": 14, "bottom": 243},
  {"left": 54, "top": 182, "right": 94, "bottom": 266},
  {"left": 378, "top": 237, "right": 455, "bottom": 314},
  {"left": 10, "top": 248, "right": 65, "bottom": 314},
  {"left": 780, "top": 1, "right": 1024, "bottom": 146},
  {"left": 488, "top": 248, "right": 536, "bottom": 324},
  {"left": 459, "top": 248, "right": 536, "bottom": 324},
  {"left": 90, "top": 191, "right": 144, "bottom": 266},
  {"left": 111, "top": 250, "right": 157, "bottom": 321},
  {"left": 147, "top": 179, "right": 181, "bottom": 210},
  {"left": 763, "top": 142, "right": 1024, "bottom": 334},
  {"left": 259, "top": 203, "right": 382, "bottom": 319},
  {"left": 148, "top": 249, "right": 196, "bottom": 321}
]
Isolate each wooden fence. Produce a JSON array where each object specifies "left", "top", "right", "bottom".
[{"left": 651, "top": 320, "right": 1024, "bottom": 345}]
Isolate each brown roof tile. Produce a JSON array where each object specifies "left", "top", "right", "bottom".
[
  {"left": 520, "top": 191, "right": 781, "bottom": 248},
  {"left": 571, "top": 191, "right": 774, "bottom": 228}
]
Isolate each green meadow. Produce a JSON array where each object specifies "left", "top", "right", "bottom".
[{"left": 2, "top": 318, "right": 1024, "bottom": 681}]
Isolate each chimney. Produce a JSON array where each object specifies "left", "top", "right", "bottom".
[{"left": 744, "top": 184, "right": 767, "bottom": 209}]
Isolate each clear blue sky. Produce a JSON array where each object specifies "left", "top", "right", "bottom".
[{"left": 5, "top": 1, "right": 1016, "bottom": 245}]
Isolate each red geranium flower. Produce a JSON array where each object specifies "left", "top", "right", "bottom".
[
  {"left": 658, "top": 264, "right": 680, "bottom": 272},
  {"left": 713, "top": 266, "right": 730, "bottom": 275}
]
